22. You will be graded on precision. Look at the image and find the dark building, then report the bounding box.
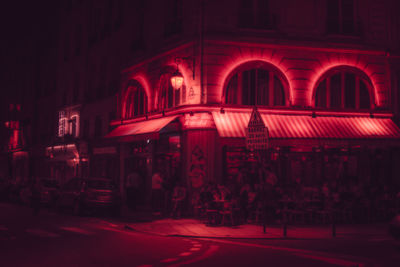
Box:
[2,0,400,210]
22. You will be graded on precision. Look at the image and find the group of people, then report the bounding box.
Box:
[127,161,400,225]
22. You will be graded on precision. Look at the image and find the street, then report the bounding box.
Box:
[1,203,399,267]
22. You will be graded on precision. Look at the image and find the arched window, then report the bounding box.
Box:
[225,62,287,106]
[157,72,183,111]
[314,68,372,109]
[124,80,148,119]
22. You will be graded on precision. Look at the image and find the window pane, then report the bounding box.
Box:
[330,74,341,108]
[315,80,327,107]
[342,0,354,34]
[168,80,174,108]
[326,0,340,34]
[238,0,253,28]
[344,73,355,108]
[359,80,370,109]
[256,0,270,29]
[274,76,284,106]
[249,69,256,105]
[242,70,250,104]
[257,69,268,105]
[226,74,238,104]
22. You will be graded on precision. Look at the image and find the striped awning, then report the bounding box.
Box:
[212,111,400,140]
[106,115,179,141]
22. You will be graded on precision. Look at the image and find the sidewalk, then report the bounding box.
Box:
[121,207,391,240]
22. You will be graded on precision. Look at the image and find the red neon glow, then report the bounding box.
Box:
[212,111,400,139]
[218,55,293,104]
[122,75,152,119]
[170,73,184,90]
[181,113,214,129]
[106,116,179,138]
[212,43,384,108]
[310,64,378,107]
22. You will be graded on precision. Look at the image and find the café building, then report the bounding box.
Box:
[106,41,400,204]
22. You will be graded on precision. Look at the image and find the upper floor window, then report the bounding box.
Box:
[124,80,148,119]
[314,68,372,109]
[225,62,287,106]
[157,73,182,111]
[58,110,80,138]
[164,0,183,38]
[326,0,360,35]
[238,0,275,30]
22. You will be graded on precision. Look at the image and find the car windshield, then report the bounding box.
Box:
[87,180,115,190]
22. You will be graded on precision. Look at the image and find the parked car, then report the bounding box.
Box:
[57,178,121,216]
[0,177,10,201]
[38,179,60,206]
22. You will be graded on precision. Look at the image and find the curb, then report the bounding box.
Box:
[123,224,340,240]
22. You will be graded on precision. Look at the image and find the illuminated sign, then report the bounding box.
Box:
[245,107,269,151]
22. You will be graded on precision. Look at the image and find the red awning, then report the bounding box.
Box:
[105,115,179,142]
[212,111,400,140]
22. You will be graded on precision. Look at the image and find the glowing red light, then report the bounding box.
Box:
[170,72,184,90]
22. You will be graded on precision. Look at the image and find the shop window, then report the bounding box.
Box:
[58,111,66,137]
[225,63,287,106]
[238,0,275,30]
[157,73,181,110]
[69,116,79,137]
[124,80,148,119]
[326,0,360,35]
[314,68,372,109]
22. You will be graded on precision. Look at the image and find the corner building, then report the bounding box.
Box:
[106,0,400,206]
[56,0,400,208]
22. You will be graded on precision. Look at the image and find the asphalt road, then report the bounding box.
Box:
[1,202,399,267]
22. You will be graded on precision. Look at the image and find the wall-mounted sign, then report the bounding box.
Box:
[245,107,269,151]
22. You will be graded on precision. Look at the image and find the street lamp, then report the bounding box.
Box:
[170,69,184,90]
[170,56,195,90]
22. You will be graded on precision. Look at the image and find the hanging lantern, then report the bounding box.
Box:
[170,70,184,90]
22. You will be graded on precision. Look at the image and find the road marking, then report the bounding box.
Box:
[25,229,60,238]
[59,226,93,236]
[169,245,219,267]
[293,253,364,267]
[201,238,365,267]
[160,258,178,263]
[179,252,192,256]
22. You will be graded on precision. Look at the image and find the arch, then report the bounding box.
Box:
[222,60,290,106]
[311,66,375,109]
[122,79,148,119]
[154,65,185,110]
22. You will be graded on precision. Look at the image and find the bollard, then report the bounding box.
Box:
[332,222,336,237]
[283,208,287,238]
[283,222,287,238]
[332,211,336,237]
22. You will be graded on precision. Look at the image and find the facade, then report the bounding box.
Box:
[106,0,400,207]
[2,0,400,209]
